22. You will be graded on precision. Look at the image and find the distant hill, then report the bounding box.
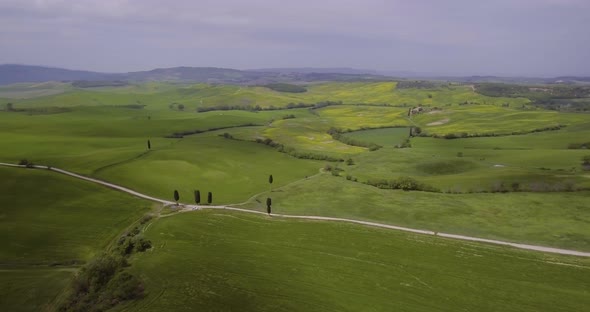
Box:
[1,64,588,85]
[249,67,379,75]
[124,66,273,83]
[0,65,389,85]
[0,64,116,85]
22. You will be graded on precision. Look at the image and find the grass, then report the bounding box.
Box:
[342,127,411,146]
[0,108,287,174]
[1,80,589,311]
[0,268,73,312]
[5,81,530,110]
[0,166,152,311]
[0,82,72,99]
[316,105,411,129]
[243,174,590,251]
[123,210,590,312]
[411,104,588,136]
[0,167,151,264]
[94,132,322,204]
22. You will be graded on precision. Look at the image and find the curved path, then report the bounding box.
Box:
[2,162,589,258]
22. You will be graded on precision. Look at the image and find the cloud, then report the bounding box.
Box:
[0,0,588,75]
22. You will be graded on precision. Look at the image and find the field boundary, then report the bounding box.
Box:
[2,162,589,258]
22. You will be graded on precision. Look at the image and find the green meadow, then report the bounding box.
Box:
[122,210,590,312]
[243,174,590,250]
[342,127,411,146]
[1,80,589,311]
[0,167,151,311]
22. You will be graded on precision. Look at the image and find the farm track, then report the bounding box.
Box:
[2,162,589,258]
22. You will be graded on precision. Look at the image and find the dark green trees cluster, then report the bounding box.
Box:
[172,190,214,205]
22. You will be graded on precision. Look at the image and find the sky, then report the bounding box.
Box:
[0,0,589,76]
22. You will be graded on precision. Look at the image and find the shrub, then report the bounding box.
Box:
[134,237,152,252]
[365,176,438,192]
[139,214,154,225]
[511,182,520,192]
[104,271,145,301]
[59,255,144,312]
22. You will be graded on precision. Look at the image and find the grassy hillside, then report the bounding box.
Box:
[3,81,530,111]
[95,132,322,204]
[243,174,590,251]
[1,79,589,311]
[343,127,411,146]
[123,210,590,312]
[0,167,151,311]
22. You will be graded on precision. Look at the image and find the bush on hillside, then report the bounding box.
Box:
[366,176,438,192]
[18,159,35,168]
[59,254,144,312]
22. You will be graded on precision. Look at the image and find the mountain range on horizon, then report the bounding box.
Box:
[1,64,588,86]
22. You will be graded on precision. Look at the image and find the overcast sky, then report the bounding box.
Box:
[0,0,589,76]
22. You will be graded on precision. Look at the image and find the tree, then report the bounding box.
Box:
[269,174,273,192]
[582,155,590,170]
[147,139,151,150]
[173,190,179,205]
[6,103,13,111]
[178,104,185,111]
[266,197,272,215]
[207,192,212,204]
[194,190,200,204]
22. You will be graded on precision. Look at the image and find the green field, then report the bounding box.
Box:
[1,80,589,311]
[0,167,151,311]
[1,81,529,110]
[244,174,590,251]
[94,132,321,204]
[123,210,590,312]
[342,127,411,146]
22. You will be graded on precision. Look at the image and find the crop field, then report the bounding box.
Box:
[1,80,589,311]
[411,105,588,136]
[94,132,322,204]
[342,127,411,146]
[2,81,529,111]
[0,167,152,311]
[123,210,590,312]
[243,174,590,250]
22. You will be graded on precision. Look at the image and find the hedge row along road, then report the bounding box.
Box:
[2,162,589,258]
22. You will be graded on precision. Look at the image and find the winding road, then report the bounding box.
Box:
[2,162,589,258]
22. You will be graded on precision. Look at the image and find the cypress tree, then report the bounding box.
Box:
[173,190,179,205]
[266,197,272,215]
[194,190,200,204]
[269,174,273,192]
